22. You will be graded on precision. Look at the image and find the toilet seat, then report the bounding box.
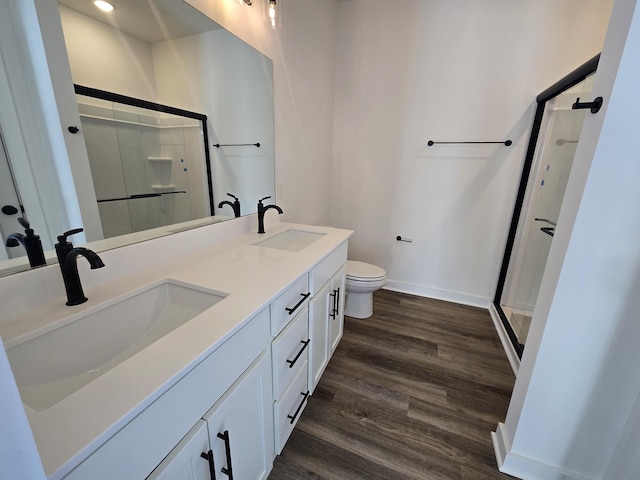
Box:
[346,260,386,282]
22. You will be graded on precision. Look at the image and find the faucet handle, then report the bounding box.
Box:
[57,228,84,244]
[227,193,239,200]
[17,217,36,235]
[55,227,84,268]
[259,196,271,203]
[17,217,29,229]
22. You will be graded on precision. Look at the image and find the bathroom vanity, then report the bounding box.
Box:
[0,218,352,479]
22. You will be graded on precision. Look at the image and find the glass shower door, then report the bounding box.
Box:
[499,74,594,349]
[76,91,211,239]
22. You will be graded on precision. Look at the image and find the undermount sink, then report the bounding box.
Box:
[6,280,227,411]
[254,229,326,252]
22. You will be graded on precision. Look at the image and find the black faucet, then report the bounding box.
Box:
[5,217,46,267]
[257,196,283,234]
[55,228,105,306]
[218,193,241,218]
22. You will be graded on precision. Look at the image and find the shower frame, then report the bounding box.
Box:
[493,54,600,358]
[74,84,215,215]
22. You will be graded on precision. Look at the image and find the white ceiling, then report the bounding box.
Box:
[57,0,221,43]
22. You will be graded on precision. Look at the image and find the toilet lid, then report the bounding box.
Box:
[346,260,386,281]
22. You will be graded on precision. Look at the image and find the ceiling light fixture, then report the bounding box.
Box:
[93,0,114,12]
[234,0,252,5]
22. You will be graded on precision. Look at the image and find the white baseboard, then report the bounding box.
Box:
[492,422,594,480]
[382,280,491,309]
[489,303,520,375]
[492,422,511,474]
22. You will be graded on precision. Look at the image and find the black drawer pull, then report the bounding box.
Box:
[286,339,310,368]
[287,390,310,424]
[285,292,310,315]
[217,431,233,479]
[333,288,340,317]
[200,450,216,480]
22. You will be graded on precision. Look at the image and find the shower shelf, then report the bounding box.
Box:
[151,185,177,192]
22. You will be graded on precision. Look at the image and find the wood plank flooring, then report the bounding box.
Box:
[269,289,516,480]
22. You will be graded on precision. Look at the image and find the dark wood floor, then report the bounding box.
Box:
[269,289,516,480]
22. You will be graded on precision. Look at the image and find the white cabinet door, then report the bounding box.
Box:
[203,353,274,480]
[329,266,346,355]
[146,420,211,480]
[308,281,331,393]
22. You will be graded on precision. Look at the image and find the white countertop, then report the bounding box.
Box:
[0,221,352,479]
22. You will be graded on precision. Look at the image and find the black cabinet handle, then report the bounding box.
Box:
[329,291,336,319]
[287,391,310,424]
[217,431,233,479]
[285,292,310,316]
[286,339,310,368]
[200,450,216,480]
[333,288,340,317]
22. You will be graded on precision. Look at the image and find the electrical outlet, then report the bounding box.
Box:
[276,183,284,200]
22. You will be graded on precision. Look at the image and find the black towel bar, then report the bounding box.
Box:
[427,140,512,146]
[213,142,260,148]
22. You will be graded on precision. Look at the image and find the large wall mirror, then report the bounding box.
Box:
[0,0,274,276]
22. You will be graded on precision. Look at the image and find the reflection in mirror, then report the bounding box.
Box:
[0,131,28,262]
[75,85,216,239]
[0,0,275,277]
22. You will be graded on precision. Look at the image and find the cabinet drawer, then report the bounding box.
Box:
[270,275,310,336]
[272,307,309,399]
[64,309,269,480]
[274,362,309,454]
[309,241,348,295]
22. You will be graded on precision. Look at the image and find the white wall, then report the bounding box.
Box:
[330,0,613,307]
[31,0,105,243]
[152,29,275,213]
[494,0,640,478]
[59,5,158,102]
[0,0,99,247]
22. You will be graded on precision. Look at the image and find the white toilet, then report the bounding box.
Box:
[344,260,387,319]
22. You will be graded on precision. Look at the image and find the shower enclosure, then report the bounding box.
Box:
[75,85,213,239]
[494,55,599,357]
